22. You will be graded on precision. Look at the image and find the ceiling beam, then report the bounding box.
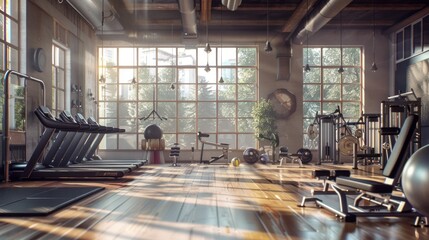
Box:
[345,3,427,11]
[200,0,212,23]
[282,0,317,33]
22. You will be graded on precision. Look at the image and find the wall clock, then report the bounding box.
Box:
[33,48,46,72]
[268,88,297,119]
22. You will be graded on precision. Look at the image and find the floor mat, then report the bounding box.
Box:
[0,187,104,216]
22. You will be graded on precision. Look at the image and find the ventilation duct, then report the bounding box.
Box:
[66,0,123,32]
[222,0,242,11]
[293,0,352,44]
[178,0,198,38]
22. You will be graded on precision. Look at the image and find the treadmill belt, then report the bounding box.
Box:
[0,187,104,216]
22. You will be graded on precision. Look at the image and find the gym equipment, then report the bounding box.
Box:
[316,114,337,164]
[144,124,163,139]
[278,147,313,167]
[300,114,426,225]
[242,147,260,164]
[259,153,269,164]
[380,89,421,169]
[231,157,240,167]
[169,143,180,167]
[9,106,129,180]
[402,144,429,216]
[258,133,280,162]
[198,131,229,164]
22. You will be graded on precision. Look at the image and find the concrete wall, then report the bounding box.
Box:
[25,0,96,158]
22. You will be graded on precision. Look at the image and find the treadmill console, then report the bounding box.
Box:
[75,113,88,124]
[60,110,77,123]
[38,106,56,120]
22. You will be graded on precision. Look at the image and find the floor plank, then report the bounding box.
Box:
[0,163,427,239]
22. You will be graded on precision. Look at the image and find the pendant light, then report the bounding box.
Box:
[219,4,224,84]
[204,19,211,72]
[99,0,106,83]
[131,0,137,85]
[304,0,310,72]
[338,11,344,74]
[264,0,272,53]
[371,0,378,72]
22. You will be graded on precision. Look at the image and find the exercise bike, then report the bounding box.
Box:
[197,132,229,164]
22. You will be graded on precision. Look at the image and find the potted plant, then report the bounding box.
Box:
[252,98,279,162]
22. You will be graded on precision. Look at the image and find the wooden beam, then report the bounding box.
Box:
[200,0,212,23]
[281,0,317,33]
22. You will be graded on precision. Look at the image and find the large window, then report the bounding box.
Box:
[303,47,362,149]
[98,47,258,150]
[0,0,21,130]
[52,44,67,117]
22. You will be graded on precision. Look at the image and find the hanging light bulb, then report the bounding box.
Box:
[338,11,344,74]
[219,76,224,84]
[264,41,272,52]
[131,77,136,85]
[371,0,378,72]
[338,66,344,73]
[204,43,212,53]
[304,0,310,72]
[205,63,211,72]
[99,74,106,83]
[304,64,311,72]
[371,62,378,72]
[170,83,175,90]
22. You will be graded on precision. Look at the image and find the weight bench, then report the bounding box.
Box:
[299,114,427,225]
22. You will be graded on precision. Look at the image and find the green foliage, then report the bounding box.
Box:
[252,98,277,140]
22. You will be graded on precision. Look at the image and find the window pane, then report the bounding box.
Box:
[158,101,176,118]
[219,48,236,66]
[158,84,176,100]
[218,134,236,148]
[100,134,118,149]
[238,68,256,83]
[119,119,137,132]
[7,46,18,70]
[323,84,341,100]
[197,47,216,66]
[322,102,340,114]
[118,134,137,149]
[118,102,137,118]
[219,68,236,83]
[238,84,256,101]
[178,68,196,83]
[238,48,256,66]
[343,84,360,101]
[218,102,236,118]
[6,17,18,45]
[198,84,216,101]
[6,0,18,17]
[198,67,217,83]
[343,68,360,83]
[100,84,117,100]
[178,102,196,118]
[104,67,118,84]
[238,118,253,132]
[323,68,341,83]
[218,84,236,101]
[177,134,196,148]
[342,102,360,118]
[119,69,135,84]
[198,102,216,118]
[305,48,321,66]
[138,84,153,101]
[158,67,176,83]
[98,102,117,118]
[158,48,176,65]
[178,84,196,100]
[102,48,117,66]
[138,67,156,83]
[118,48,136,66]
[138,48,156,66]
[303,102,320,118]
[178,48,196,65]
[303,67,321,83]
[178,119,196,133]
[303,84,321,101]
[322,48,341,66]
[343,48,361,66]
[237,102,254,117]
[119,84,137,100]
[218,119,236,132]
[238,134,255,149]
[198,118,216,132]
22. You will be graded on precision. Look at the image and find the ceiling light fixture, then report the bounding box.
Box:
[99,0,106,83]
[221,0,242,11]
[304,0,310,72]
[264,0,272,53]
[219,4,224,84]
[371,0,378,72]
[338,11,344,74]
[204,19,211,72]
[131,0,137,85]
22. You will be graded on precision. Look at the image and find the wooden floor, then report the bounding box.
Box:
[0,162,427,240]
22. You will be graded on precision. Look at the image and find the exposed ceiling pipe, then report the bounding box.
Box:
[66,0,123,32]
[177,0,198,38]
[292,0,352,45]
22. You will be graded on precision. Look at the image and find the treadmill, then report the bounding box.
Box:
[46,111,138,171]
[9,106,129,180]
